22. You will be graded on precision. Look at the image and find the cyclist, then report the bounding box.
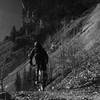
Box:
[29,41,48,91]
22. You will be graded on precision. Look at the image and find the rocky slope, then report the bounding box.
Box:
[3,3,100,100]
[45,3,100,99]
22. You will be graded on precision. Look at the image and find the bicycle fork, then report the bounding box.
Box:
[35,69,43,91]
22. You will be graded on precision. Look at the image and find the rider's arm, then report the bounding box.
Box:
[29,48,35,65]
[28,48,35,58]
[44,50,49,64]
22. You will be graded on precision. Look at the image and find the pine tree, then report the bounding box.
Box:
[27,66,33,89]
[10,26,17,42]
[22,68,27,90]
[15,72,21,92]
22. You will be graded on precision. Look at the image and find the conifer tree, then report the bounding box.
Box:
[27,66,34,90]
[15,72,21,92]
[10,26,17,42]
[22,68,27,90]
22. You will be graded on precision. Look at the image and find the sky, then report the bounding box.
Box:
[0,0,22,41]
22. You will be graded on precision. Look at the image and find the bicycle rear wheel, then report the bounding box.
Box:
[38,70,43,91]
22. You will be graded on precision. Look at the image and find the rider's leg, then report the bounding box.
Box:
[36,65,39,84]
[39,70,43,91]
[43,70,47,90]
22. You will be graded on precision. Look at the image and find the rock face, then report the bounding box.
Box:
[46,3,100,91]
[3,3,100,100]
[3,60,30,94]
[80,4,100,50]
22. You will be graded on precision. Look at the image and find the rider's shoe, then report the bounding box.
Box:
[40,86,43,91]
[37,83,43,91]
[35,81,37,84]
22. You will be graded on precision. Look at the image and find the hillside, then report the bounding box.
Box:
[44,3,100,99]
[2,3,100,100]
[0,40,28,79]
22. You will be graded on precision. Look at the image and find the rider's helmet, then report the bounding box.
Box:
[34,41,38,47]
[34,40,42,49]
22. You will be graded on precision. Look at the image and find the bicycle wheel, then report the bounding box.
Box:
[38,70,43,91]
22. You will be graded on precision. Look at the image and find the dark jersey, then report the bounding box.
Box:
[30,44,48,70]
